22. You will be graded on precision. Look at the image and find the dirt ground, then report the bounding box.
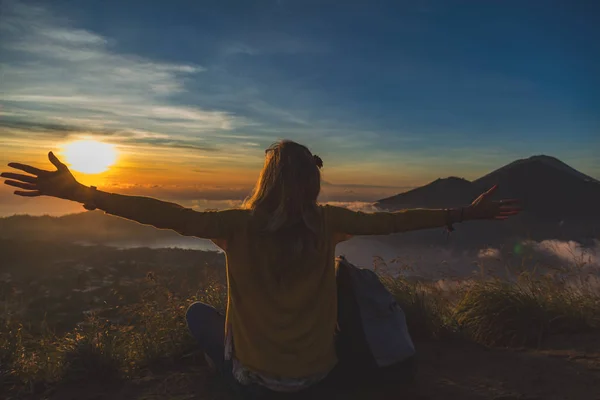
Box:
[22,334,600,400]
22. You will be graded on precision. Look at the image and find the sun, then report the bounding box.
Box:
[62,140,118,174]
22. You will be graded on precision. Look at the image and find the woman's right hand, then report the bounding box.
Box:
[465,185,521,221]
[1,152,86,201]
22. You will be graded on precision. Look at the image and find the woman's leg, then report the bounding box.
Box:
[185,301,227,373]
[186,302,268,399]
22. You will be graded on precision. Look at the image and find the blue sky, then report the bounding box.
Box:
[1,0,599,214]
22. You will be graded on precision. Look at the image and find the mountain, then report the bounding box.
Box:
[375,155,600,243]
[476,155,599,184]
[473,155,600,219]
[377,155,600,218]
[377,177,479,209]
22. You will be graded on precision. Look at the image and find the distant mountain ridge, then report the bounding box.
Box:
[2,155,598,249]
[0,211,214,250]
[376,176,480,209]
[377,155,600,220]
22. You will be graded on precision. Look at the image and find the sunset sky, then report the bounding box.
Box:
[1,0,599,216]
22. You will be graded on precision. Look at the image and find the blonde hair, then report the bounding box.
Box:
[244,140,323,273]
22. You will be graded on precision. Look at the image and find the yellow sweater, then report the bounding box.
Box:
[92,194,449,378]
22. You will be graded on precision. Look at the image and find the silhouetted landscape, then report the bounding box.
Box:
[2,155,599,399]
[377,155,600,239]
[3,0,599,397]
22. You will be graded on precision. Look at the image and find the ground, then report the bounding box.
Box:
[3,241,598,399]
[22,334,600,400]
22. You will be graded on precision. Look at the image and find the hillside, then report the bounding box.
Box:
[0,239,226,335]
[2,240,599,399]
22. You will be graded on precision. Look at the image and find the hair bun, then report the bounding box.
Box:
[313,154,323,169]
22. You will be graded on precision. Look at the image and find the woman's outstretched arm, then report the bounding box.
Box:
[1,152,241,239]
[325,185,521,236]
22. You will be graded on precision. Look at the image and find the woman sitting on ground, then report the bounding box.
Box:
[2,140,520,397]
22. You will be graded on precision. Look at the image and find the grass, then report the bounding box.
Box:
[381,275,454,340]
[455,270,600,346]
[0,275,227,397]
[1,257,599,398]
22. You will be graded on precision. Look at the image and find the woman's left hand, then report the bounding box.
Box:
[465,185,521,221]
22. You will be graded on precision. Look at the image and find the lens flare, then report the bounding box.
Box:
[513,242,524,255]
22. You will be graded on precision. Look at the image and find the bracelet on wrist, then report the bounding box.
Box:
[445,208,455,232]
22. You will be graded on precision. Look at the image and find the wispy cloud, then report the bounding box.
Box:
[0,1,247,148]
[222,31,328,57]
[1,0,596,195]
[0,2,511,170]
[0,120,220,153]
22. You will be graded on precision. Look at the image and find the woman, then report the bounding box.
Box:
[2,140,520,397]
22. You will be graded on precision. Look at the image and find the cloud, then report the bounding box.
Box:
[478,247,501,259]
[120,137,219,152]
[319,180,408,202]
[525,239,599,268]
[222,32,328,57]
[0,120,91,137]
[321,180,409,191]
[189,199,244,211]
[322,201,381,213]
[0,120,220,153]
[0,1,496,178]
[0,1,247,146]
